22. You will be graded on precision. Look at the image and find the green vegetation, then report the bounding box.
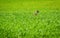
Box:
[0,0,60,38]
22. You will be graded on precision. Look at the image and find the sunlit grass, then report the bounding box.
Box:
[0,0,60,38]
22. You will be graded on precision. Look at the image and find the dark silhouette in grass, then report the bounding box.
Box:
[34,10,39,16]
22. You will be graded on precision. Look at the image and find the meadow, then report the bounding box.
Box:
[0,0,60,38]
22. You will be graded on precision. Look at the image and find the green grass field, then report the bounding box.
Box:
[0,0,60,38]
